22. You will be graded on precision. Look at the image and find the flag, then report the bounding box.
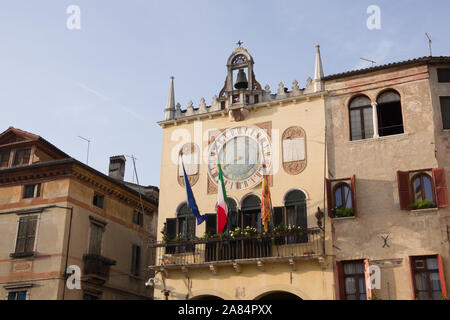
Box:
[216,162,228,234]
[261,164,272,232]
[182,160,207,225]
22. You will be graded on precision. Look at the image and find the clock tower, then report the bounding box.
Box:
[155,44,334,301]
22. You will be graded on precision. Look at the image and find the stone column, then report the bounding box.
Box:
[371,102,379,138]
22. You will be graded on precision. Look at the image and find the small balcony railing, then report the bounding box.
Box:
[83,254,116,283]
[149,228,323,268]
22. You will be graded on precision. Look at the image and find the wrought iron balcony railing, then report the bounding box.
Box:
[149,228,323,269]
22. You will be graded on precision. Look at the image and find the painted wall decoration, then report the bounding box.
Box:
[282,126,307,175]
[178,143,200,187]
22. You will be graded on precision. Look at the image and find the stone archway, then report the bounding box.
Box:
[256,291,302,300]
[190,295,224,301]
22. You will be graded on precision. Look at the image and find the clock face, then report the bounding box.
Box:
[208,126,272,191]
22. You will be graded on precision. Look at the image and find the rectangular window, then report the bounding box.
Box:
[131,245,141,276]
[0,150,10,168]
[23,183,41,199]
[12,148,31,167]
[8,291,27,300]
[342,261,367,300]
[93,193,104,209]
[88,223,103,255]
[133,211,143,227]
[437,68,450,83]
[440,97,450,130]
[14,216,38,255]
[411,255,446,300]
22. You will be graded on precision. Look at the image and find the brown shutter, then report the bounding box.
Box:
[432,167,449,208]
[364,259,372,300]
[336,261,345,300]
[15,217,28,253]
[25,217,37,253]
[351,175,358,217]
[131,245,136,274]
[409,256,417,300]
[397,171,412,210]
[326,178,333,217]
[437,254,447,298]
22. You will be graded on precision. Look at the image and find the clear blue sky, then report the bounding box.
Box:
[1,0,449,187]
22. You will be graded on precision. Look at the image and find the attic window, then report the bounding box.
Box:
[437,68,450,83]
[12,148,31,167]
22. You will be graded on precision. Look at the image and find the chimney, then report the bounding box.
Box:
[109,155,126,181]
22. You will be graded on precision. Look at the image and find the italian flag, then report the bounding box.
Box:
[216,162,228,234]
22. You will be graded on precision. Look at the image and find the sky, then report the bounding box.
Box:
[1,0,449,187]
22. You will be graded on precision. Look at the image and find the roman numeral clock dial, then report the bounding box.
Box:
[207,126,272,191]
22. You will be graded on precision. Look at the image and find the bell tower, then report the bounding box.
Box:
[218,42,262,121]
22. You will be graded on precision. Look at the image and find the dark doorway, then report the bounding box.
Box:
[258,291,302,300]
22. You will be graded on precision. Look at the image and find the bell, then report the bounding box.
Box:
[234,69,248,89]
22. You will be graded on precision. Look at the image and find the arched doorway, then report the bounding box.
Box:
[191,295,224,300]
[257,291,302,300]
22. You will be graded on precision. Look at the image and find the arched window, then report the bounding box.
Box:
[349,95,373,141]
[334,183,353,209]
[176,202,196,252]
[284,190,307,243]
[376,90,404,137]
[411,173,434,203]
[241,195,261,231]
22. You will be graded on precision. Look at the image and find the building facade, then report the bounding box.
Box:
[153,45,334,300]
[153,45,450,300]
[324,57,450,300]
[0,127,158,300]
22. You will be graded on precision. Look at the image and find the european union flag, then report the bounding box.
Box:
[182,161,207,225]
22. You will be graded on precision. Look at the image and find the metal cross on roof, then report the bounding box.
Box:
[237,40,243,47]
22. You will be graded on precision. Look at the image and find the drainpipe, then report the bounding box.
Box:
[56,206,74,300]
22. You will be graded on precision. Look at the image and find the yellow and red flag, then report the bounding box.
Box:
[261,164,272,232]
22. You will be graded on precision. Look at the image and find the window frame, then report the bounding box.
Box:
[437,68,450,83]
[326,176,357,218]
[133,210,144,227]
[12,147,32,167]
[0,149,11,168]
[410,172,435,204]
[88,217,106,255]
[12,215,39,257]
[130,244,141,277]
[439,96,450,130]
[92,193,105,209]
[410,255,447,300]
[376,89,404,137]
[348,95,373,141]
[340,260,367,300]
[7,290,28,300]
[22,183,41,199]
[397,168,448,210]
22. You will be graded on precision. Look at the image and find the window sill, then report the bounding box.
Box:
[347,133,411,144]
[10,252,35,259]
[409,208,438,216]
[331,216,356,221]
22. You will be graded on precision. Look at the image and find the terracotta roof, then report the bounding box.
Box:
[323,56,450,81]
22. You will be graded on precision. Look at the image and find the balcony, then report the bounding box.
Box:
[82,254,116,284]
[149,228,324,272]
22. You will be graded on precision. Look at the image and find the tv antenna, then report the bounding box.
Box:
[126,154,146,215]
[77,136,91,165]
[360,57,376,67]
[425,32,432,57]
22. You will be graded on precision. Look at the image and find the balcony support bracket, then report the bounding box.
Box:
[233,262,241,273]
[257,260,265,272]
[209,264,218,275]
[289,259,296,271]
